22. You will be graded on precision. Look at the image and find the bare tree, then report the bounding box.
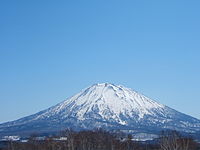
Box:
[159,130,197,150]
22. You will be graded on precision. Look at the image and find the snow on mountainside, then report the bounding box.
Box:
[0,83,200,137]
[35,83,166,123]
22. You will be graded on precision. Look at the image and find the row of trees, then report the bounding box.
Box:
[1,129,200,150]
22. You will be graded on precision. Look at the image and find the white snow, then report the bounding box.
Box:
[1,136,20,141]
[35,83,166,124]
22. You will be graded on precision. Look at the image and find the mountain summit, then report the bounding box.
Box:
[0,83,200,137]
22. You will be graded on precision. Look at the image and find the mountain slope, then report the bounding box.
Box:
[0,83,200,137]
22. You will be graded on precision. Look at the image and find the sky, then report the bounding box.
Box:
[0,0,200,123]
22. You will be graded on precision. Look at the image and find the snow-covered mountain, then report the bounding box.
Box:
[0,83,200,137]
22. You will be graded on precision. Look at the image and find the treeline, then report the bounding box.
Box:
[1,129,200,150]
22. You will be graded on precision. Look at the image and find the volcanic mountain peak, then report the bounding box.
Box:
[0,83,200,137]
[39,83,165,123]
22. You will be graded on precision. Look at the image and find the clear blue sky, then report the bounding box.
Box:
[0,0,200,123]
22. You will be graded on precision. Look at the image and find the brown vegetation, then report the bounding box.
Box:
[1,129,199,150]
